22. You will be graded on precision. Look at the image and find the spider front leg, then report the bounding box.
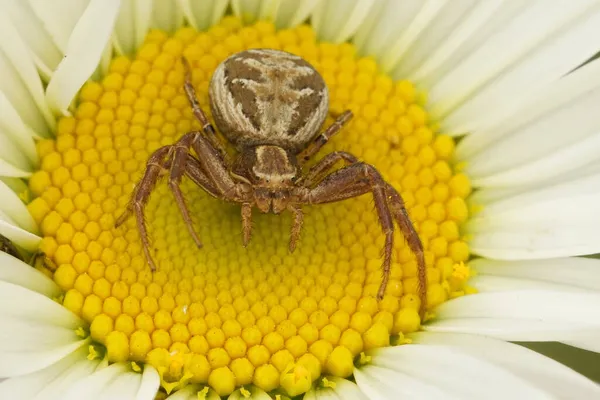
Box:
[115,146,172,271]
[297,160,425,309]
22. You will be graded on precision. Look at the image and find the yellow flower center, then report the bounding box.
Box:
[27,17,471,397]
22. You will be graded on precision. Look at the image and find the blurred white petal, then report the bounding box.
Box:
[429,1,600,120]
[0,218,40,251]
[0,0,64,80]
[471,257,600,292]
[304,377,367,400]
[46,0,120,115]
[427,290,600,343]
[177,0,228,30]
[231,0,280,24]
[458,58,600,172]
[0,91,38,166]
[357,344,549,399]
[0,252,59,297]
[464,64,600,183]
[135,366,160,400]
[0,180,36,232]
[0,15,55,137]
[0,345,97,399]
[28,0,91,53]
[406,0,508,81]
[113,0,154,56]
[311,0,375,43]
[151,0,184,34]
[62,363,129,400]
[412,332,600,398]
[166,385,219,400]
[273,0,321,28]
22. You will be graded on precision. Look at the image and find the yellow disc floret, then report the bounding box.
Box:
[28,16,472,397]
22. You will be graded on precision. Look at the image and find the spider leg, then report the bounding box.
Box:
[296,151,358,187]
[116,146,172,271]
[182,57,230,162]
[384,182,426,310]
[297,160,425,311]
[168,132,203,248]
[297,110,353,164]
[241,203,252,246]
[288,205,304,252]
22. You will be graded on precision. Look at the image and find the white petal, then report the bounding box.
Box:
[35,356,100,400]
[470,228,600,260]
[177,0,228,30]
[426,290,600,342]
[562,330,600,353]
[472,130,600,188]
[407,0,508,82]
[0,339,88,378]
[411,332,600,399]
[440,5,600,136]
[0,158,30,178]
[0,280,82,327]
[305,377,367,400]
[0,12,56,135]
[273,0,321,28]
[471,257,600,292]
[135,366,160,400]
[464,69,600,183]
[45,0,121,115]
[0,252,60,298]
[113,0,154,56]
[1,0,64,80]
[1,177,28,196]
[362,344,550,399]
[352,0,420,60]
[0,219,40,252]
[429,1,600,120]
[0,53,50,140]
[311,0,375,43]
[379,0,448,73]
[0,91,39,165]
[63,363,129,400]
[0,316,82,352]
[457,53,600,163]
[166,385,218,400]
[354,364,451,400]
[231,0,281,23]
[0,180,37,232]
[151,0,184,34]
[0,132,32,173]
[27,0,91,53]
[99,370,142,400]
[0,344,94,399]
[467,194,600,235]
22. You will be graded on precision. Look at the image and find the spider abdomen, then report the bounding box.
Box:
[209,49,329,152]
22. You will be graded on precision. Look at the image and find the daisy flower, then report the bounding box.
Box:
[1,0,599,398]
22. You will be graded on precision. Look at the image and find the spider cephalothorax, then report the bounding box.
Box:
[117,49,426,308]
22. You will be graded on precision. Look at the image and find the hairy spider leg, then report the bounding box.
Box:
[297,110,353,164]
[384,183,426,312]
[168,132,204,248]
[241,203,252,246]
[115,146,172,271]
[182,57,230,163]
[297,153,426,312]
[288,205,304,252]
